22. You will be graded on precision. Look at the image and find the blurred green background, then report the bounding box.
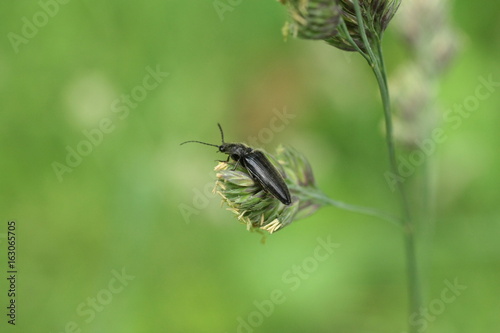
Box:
[1,1,499,332]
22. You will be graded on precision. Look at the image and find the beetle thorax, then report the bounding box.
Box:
[219,143,253,160]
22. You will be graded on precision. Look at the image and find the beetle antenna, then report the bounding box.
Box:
[180,140,220,148]
[217,123,225,144]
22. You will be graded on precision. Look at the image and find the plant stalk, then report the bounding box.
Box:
[372,33,422,333]
[292,185,402,226]
[371,43,422,333]
[351,1,422,332]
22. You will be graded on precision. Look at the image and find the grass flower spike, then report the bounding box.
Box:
[279,0,401,52]
[280,0,342,40]
[214,145,323,234]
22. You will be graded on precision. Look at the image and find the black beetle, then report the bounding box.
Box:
[181,124,292,205]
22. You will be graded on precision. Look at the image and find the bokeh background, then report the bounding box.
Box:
[1,1,499,332]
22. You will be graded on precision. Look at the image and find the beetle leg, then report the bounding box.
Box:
[232,159,241,171]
